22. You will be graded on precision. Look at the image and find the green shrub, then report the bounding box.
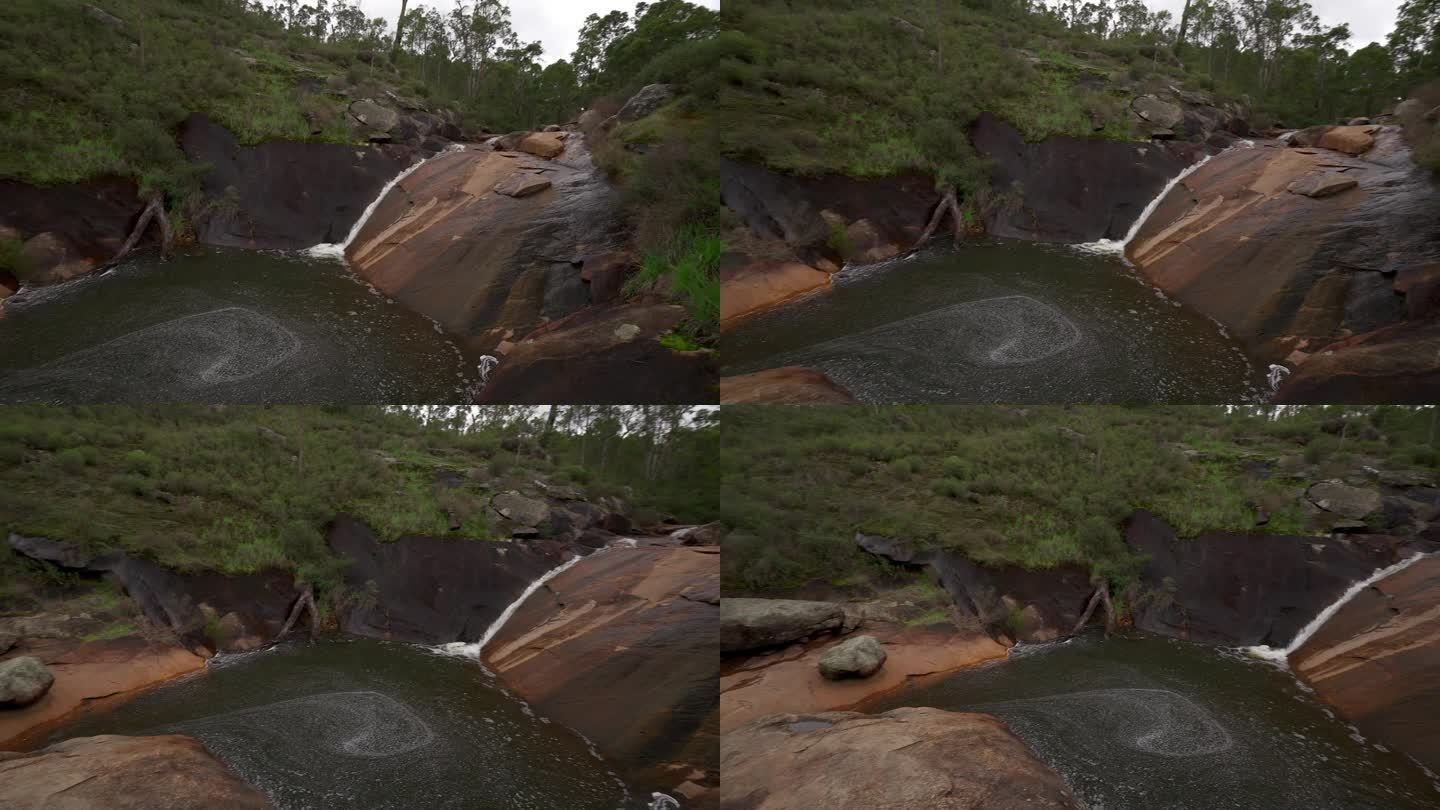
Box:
[123,449,159,477]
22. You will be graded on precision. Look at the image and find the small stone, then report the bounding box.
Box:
[494,172,552,199]
[1287,172,1358,199]
[613,323,641,342]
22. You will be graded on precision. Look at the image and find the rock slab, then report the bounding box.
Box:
[0,734,271,809]
[721,707,1080,809]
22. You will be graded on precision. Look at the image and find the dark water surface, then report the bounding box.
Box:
[44,638,643,809]
[866,634,1440,809]
[723,241,1268,403]
[0,248,469,403]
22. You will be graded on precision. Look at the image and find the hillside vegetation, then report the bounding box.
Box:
[720,406,1440,596]
[713,0,1437,191]
[0,406,717,611]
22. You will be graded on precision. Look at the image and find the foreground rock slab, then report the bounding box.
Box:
[484,543,719,806]
[1293,555,1440,773]
[721,707,1079,809]
[0,734,272,809]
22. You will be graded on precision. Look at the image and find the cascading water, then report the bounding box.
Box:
[437,537,638,660]
[1245,552,1434,664]
[1072,141,1253,257]
[304,143,467,261]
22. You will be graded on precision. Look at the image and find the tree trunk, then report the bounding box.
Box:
[913,186,965,250]
[276,584,319,642]
[542,405,558,440]
[390,0,409,64]
[1176,0,1193,51]
[1072,587,1105,634]
[105,194,173,270]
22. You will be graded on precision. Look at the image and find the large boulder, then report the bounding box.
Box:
[1293,555,1440,773]
[1307,480,1382,519]
[721,708,1080,809]
[720,598,847,653]
[484,544,719,804]
[671,522,726,546]
[491,491,551,528]
[719,367,856,404]
[1132,94,1184,129]
[817,635,886,679]
[617,83,676,122]
[1317,125,1377,155]
[348,98,400,133]
[518,132,565,159]
[179,113,414,249]
[0,734,271,809]
[1286,171,1357,199]
[0,656,53,707]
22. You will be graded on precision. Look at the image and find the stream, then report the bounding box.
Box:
[865,633,1439,809]
[0,247,470,403]
[39,637,647,809]
[722,240,1268,403]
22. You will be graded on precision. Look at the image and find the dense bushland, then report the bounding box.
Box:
[720,406,1440,596]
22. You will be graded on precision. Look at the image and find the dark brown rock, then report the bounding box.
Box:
[719,367,855,404]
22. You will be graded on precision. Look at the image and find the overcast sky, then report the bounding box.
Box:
[351,0,1392,64]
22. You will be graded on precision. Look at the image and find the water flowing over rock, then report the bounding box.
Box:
[1128,129,1440,387]
[1292,555,1440,773]
[969,112,1205,242]
[179,114,415,249]
[720,708,1080,810]
[325,513,557,643]
[719,367,856,403]
[720,598,849,653]
[1123,509,1432,646]
[817,635,886,679]
[0,656,53,707]
[483,542,719,806]
[0,734,272,809]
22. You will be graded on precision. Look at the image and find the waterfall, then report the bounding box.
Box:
[304,143,466,261]
[435,537,637,660]
[1245,552,1433,664]
[1072,141,1252,257]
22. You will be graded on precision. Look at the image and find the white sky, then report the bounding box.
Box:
[352,0,1391,64]
[353,0,720,66]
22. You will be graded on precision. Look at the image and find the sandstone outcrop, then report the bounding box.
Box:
[484,541,719,808]
[1292,555,1440,772]
[0,734,271,809]
[720,259,830,326]
[721,708,1079,810]
[719,367,856,404]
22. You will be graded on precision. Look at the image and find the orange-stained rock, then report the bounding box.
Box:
[0,638,206,749]
[1274,320,1440,403]
[721,707,1079,810]
[518,131,566,159]
[719,367,855,404]
[0,734,271,809]
[720,260,830,326]
[1316,125,1377,155]
[1128,132,1440,366]
[484,542,719,807]
[1292,556,1440,773]
[720,625,1008,731]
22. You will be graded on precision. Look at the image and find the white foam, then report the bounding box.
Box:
[1072,141,1254,257]
[304,143,465,261]
[1244,553,1433,664]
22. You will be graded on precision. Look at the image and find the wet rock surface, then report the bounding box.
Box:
[179,114,415,250]
[721,707,1079,810]
[0,734,272,809]
[970,112,1205,242]
[1292,555,1440,773]
[1122,509,1434,646]
[324,513,556,644]
[1129,130,1440,378]
[484,542,719,808]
